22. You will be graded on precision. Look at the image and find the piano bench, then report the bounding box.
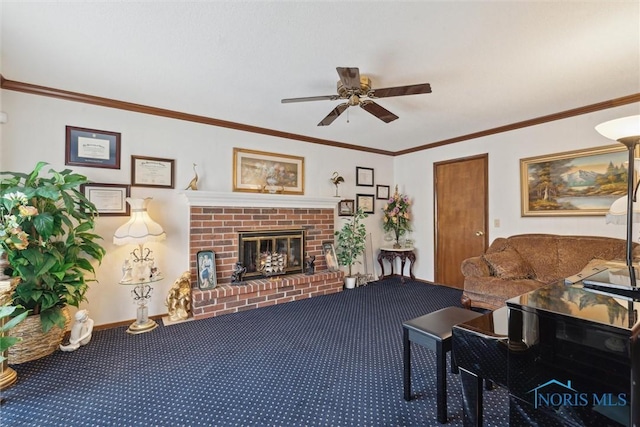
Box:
[403,306,483,424]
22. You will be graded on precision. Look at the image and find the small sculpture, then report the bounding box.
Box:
[331,172,344,197]
[185,163,198,190]
[231,262,247,284]
[60,310,94,352]
[121,258,133,283]
[305,254,316,275]
[165,271,192,322]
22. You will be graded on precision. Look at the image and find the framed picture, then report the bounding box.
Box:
[356,194,375,214]
[131,155,175,188]
[520,144,631,217]
[197,250,217,290]
[233,148,304,195]
[81,183,130,216]
[376,185,390,200]
[65,126,121,169]
[322,241,338,272]
[338,199,355,216]
[356,166,374,186]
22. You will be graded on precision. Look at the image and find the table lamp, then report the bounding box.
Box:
[113,197,166,334]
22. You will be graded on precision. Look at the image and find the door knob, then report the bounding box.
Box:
[475,231,484,236]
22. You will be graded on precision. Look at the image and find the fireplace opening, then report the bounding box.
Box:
[238,229,305,279]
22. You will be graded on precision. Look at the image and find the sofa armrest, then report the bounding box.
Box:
[461,256,491,277]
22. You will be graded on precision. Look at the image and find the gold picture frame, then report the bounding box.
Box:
[233,148,304,195]
[520,144,631,217]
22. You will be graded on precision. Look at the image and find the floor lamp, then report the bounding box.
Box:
[595,115,640,290]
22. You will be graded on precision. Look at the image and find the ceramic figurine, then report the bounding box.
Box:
[60,310,94,352]
[166,271,192,321]
[231,262,247,284]
[305,255,316,275]
[121,258,133,283]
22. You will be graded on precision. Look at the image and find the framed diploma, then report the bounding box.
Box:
[81,183,130,216]
[131,155,175,188]
[65,126,121,169]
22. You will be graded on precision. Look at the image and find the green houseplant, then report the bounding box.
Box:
[0,162,106,335]
[335,208,368,288]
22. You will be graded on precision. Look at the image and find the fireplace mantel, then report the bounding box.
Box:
[181,191,339,209]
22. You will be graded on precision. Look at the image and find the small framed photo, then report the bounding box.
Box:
[131,155,175,189]
[322,241,338,272]
[356,166,374,186]
[376,185,390,200]
[197,250,217,290]
[65,126,121,169]
[338,199,355,216]
[81,183,130,216]
[356,194,375,214]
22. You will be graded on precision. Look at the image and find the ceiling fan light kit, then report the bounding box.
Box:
[281,67,432,126]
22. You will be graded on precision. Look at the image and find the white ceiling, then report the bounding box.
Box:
[2,1,639,153]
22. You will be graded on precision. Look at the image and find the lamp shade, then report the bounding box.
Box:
[606,195,640,225]
[113,198,166,245]
[595,115,640,141]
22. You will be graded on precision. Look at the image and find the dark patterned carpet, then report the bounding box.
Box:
[1,278,508,426]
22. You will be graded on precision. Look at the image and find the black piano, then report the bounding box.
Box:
[453,281,640,426]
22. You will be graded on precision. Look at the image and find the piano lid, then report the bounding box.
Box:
[507,282,639,331]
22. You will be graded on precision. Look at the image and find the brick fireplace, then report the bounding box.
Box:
[184,192,344,319]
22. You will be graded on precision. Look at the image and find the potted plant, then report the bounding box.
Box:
[0,162,106,363]
[335,208,368,289]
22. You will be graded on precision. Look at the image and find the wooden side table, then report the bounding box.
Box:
[378,247,416,283]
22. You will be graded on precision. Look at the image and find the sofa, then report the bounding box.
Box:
[460,233,637,310]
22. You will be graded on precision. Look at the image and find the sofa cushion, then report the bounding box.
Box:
[463,276,544,310]
[482,247,534,280]
[506,235,559,283]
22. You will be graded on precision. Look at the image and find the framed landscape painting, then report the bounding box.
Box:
[520,144,631,217]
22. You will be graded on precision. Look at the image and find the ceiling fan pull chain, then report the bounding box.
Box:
[347,108,350,124]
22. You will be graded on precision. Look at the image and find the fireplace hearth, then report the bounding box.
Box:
[187,200,343,319]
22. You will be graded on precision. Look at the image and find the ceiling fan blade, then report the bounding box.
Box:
[360,100,399,123]
[336,67,361,90]
[281,94,339,103]
[370,83,431,98]
[318,103,349,126]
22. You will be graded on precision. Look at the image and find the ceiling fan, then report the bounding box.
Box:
[281,67,432,126]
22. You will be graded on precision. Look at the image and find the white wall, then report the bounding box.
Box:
[3,89,639,326]
[396,103,640,281]
[0,90,394,326]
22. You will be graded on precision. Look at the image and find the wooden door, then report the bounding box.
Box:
[434,154,488,288]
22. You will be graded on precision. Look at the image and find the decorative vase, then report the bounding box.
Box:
[7,306,71,364]
[393,229,402,249]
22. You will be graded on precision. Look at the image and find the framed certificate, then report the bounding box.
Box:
[65,126,121,169]
[81,183,130,216]
[356,194,375,214]
[131,156,175,188]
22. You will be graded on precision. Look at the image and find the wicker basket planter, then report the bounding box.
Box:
[7,306,71,365]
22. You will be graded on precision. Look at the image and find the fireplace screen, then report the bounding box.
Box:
[238,229,305,278]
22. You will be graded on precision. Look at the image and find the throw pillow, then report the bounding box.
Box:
[483,247,534,279]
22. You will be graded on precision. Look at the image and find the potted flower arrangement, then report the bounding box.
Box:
[382,185,412,248]
[0,162,106,363]
[334,208,368,289]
